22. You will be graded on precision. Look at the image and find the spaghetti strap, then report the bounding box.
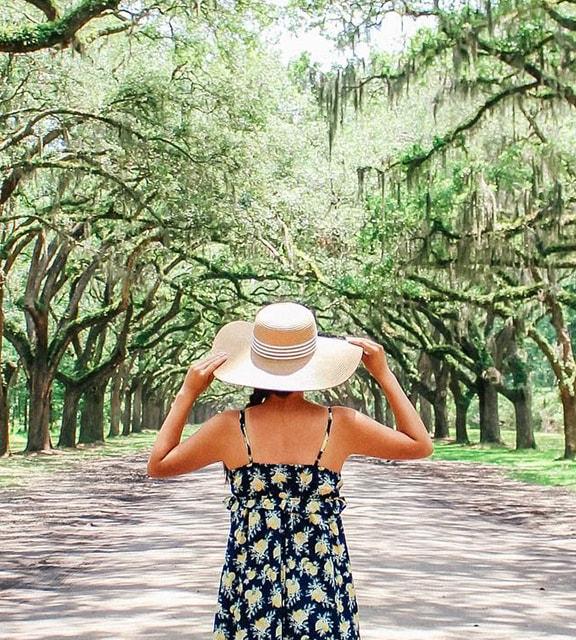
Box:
[314,406,333,467]
[238,409,253,464]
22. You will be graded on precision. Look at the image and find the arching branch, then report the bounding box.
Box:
[0,0,120,53]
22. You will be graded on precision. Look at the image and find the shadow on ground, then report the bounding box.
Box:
[1,454,575,640]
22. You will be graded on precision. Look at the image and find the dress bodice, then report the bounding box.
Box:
[223,461,347,518]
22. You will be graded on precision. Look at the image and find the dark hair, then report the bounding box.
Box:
[222,388,294,483]
[246,388,293,406]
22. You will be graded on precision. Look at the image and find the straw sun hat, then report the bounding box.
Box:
[209,302,363,391]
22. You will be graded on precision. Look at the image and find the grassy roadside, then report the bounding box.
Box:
[432,429,575,490]
[1,426,574,491]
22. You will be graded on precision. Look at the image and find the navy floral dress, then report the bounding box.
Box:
[212,407,361,640]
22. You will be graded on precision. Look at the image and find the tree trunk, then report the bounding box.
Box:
[418,352,433,433]
[420,397,433,433]
[132,380,142,433]
[0,378,7,456]
[478,373,502,443]
[0,278,6,457]
[559,387,576,459]
[141,382,157,430]
[369,378,384,424]
[432,360,450,439]
[449,375,470,444]
[122,388,132,436]
[0,362,17,456]
[26,362,53,452]
[58,385,82,448]
[152,396,165,430]
[528,266,576,459]
[78,380,107,444]
[514,383,536,449]
[492,316,536,450]
[109,370,122,437]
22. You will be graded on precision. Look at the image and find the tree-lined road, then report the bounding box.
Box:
[1,455,575,639]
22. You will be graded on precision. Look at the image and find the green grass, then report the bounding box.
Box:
[1,425,574,492]
[432,429,576,490]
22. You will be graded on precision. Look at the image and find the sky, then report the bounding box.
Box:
[266,9,436,70]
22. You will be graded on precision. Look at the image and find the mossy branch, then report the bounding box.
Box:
[0,0,119,53]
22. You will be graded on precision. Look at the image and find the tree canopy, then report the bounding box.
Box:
[1,0,575,462]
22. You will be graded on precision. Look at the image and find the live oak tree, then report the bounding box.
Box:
[297,0,576,458]
[0,0,330,453]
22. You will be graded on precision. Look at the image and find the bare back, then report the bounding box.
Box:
[223,399,349,473]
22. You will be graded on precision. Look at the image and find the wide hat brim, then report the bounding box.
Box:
[208,321,363,391]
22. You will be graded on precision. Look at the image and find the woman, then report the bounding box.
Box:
[147,302,433,640]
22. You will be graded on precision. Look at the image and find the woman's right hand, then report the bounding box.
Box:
[181,351,228,399]
[345,336,392,382]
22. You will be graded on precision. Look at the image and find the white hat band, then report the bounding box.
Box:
[251,334,317,360]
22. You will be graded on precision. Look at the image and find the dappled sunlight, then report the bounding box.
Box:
[1,454,575,639]
[343,457,576,640]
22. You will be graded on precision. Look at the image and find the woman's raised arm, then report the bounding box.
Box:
[343,337,433,461]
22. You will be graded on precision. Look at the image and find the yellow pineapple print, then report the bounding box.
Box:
[311,585,326,603]
[266,512,281,530]
[318,482,333,495]
[308,513,322,526]
[286,578,299,598]
[248,511,261,530]
[306,499,320,513]
[265,566,278,581]
[231,602,241,621]
[223,570,235,589]
[262,497,274,510]
[315,618,330,634]
[250,476,266,492]
[254,616,270,632]
[271,470,287,484]
[339,620,350,633]
[315,540,328,556]
[293,531,308,547]
[245,587,262,607]
[301,558,318,576]
[252,538,268,556]
[291,608,309,625]
[271,591,282,607]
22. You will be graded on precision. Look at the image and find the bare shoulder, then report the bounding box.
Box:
[330,404,431,461]
[192,408,239,445]
[205,408,239,434]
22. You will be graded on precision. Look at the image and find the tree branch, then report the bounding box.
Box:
[0,0,120,54]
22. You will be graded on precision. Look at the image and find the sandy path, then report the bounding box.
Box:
[1,454,575,640]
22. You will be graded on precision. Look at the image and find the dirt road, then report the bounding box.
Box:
[1,454,575,640]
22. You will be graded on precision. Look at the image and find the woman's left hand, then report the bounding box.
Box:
[181,352,228,398]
